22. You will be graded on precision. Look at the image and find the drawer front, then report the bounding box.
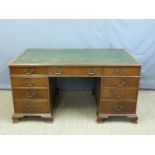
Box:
[11,78,48,87]
[102,77,139,88]
[49,67,105,76]
[99,101,136,114]
[101,88,138,100]
[14,100,49,113]
[10,66,140,76]
[10,67,47,75]
[103,67,140,76]
[13,89,48,99]
[49,67,97,76]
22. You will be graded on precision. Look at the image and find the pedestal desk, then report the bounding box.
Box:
[9,49,141,123]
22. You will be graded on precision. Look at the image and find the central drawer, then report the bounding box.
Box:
[11,77,48,87]
[13,89,48,99]
[101,88,138,100]
[14,100,49,113]
[49,67,102,76]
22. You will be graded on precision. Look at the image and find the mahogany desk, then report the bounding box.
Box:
[9,49,141,123]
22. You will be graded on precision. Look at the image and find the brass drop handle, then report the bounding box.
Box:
[117,81,126,87]
[24,81,34,87]
[113,92,124,99]
[87,68,96,75]
[26,91,36,98]
[114,68,126,75]
[55,68,63,75]
[24,68,34,75]
[113,105,124,112]
[55,72,62,75]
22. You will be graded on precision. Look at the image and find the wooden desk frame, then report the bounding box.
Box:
[9,49,141,123]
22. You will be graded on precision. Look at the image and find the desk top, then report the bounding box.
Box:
[10,49,141,66]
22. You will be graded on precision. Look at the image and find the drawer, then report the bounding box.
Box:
[103,67,140,76]
[13,89,48,99]
[102,77,139,88]
[49,67,104,76]
[14,100,49,113]
[99,101,136,114]
[101,88,138,100]
[11,77,48,87]
[10,67,48,75]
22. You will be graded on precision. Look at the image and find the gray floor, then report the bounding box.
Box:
[0,90,155,135]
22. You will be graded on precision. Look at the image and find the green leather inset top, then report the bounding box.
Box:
[11,49,140,66]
